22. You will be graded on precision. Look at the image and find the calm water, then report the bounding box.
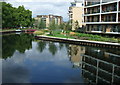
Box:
[2,33,120,84]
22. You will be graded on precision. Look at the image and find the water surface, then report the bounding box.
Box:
[2,33,120,84]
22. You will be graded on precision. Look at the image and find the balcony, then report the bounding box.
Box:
[119,2,120,11]
[102,3,117,13]
[85,7,100,14]
[118,13,120,22]
[85,16,100,22]
[101,14,116,22]
[85,1,100,6]
[102,0,117,3]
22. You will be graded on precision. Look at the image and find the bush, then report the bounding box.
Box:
[33,31,44,35]
[69,32,76,36]
[43,29,50,32]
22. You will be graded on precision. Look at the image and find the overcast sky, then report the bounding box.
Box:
[5,0,75,21]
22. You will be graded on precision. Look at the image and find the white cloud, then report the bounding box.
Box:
[5,0,75,21]
[6,0,73,2]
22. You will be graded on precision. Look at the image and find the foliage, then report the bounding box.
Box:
[38,19,46,29]
[33,31,44,35]
[74,20,79,30]
[74,33,119,43]
[49,19,57,31]
[2,2,33,29]
[47,33,74,39]
[64,21,72,32]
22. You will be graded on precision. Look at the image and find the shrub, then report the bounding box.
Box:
[69,32,76,36]
[33,31,44,35]
[43,29,50,32]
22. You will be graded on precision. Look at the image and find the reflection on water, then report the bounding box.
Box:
[2,33,120,84]
[82,47,120,84]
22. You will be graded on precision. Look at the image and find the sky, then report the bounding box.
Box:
[5,0,75,21]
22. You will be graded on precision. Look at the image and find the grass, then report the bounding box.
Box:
[47,34,74,39]
[33,30,45,35]
[74,33,119,43]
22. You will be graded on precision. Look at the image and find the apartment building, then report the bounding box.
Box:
[68,0,84,31]
[84,0,120,34]
[34,14,63,28]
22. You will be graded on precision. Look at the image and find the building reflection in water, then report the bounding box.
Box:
[68,45,85,68]
[68,45,120,84]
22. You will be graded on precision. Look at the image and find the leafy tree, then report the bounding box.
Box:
[74,20,79,31]
[2,2,33,29]
[59,23,65,30]
[2,2,14,28]
[62,21,72,33]
[49,19,56,30]
[38,19,46,29]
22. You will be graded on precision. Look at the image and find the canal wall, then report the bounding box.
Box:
[0,30,35,34]
[0,30,25,34]
[35,35,120,49]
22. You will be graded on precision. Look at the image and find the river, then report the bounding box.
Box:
[2,33,120,84]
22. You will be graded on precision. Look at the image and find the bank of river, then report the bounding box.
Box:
[35,35,120,49]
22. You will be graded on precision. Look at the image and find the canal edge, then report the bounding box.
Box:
[35,35,120,49]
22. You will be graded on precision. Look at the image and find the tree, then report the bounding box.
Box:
[59,23,65,30]
[2,2,33,29]
[49,19,56,30]
[74,20,79,31]
[48,19,56,34]
[38,19,46,29]
[64,21,72,32]
[2,2,14,28]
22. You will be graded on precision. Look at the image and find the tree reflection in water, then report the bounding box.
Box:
[2,33,33,59]
[37,40,46,53]
[59,43,64,50]
[48,42,58,56]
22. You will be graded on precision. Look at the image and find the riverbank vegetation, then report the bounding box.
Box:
[33,29,120,43]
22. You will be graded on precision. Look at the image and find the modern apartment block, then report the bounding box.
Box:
[34,14,63,28]
[68,0,84,31]
[84,0,120,34]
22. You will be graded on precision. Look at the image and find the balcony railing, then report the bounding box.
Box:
[102,0,117,3]
[85,2,100,6]
[102,5,117,13]
[85,9,100,14]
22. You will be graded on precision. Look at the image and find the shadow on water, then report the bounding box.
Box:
[2,33,120,84]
